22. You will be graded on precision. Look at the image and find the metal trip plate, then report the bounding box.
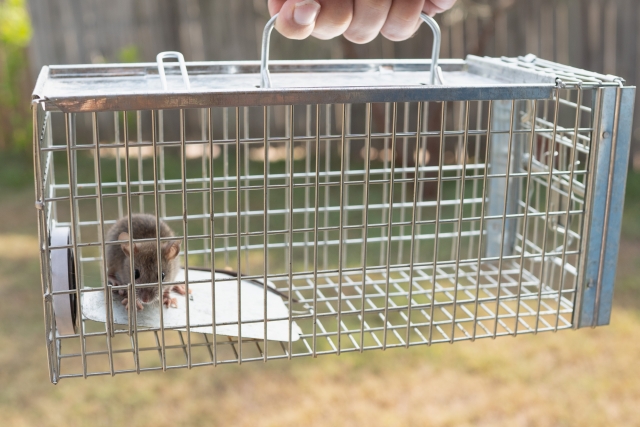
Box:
[81,269,302,342]
[32,56,560,112]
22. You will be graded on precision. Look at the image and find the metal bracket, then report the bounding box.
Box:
[576,86,636,327]
[485,100,522,258]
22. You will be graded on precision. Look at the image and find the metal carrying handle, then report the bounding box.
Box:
[157,51,191,91]
[260,12,443,88]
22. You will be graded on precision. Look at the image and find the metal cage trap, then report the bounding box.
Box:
[32,15,635,383]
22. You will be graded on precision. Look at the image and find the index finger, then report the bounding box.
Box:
[423,0,457,16]
[268,0,287,15]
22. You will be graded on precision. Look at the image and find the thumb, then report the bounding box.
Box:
[270,0,321,40]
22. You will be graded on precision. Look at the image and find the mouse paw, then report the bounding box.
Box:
[121,297,144,311]
[162,292,178,309]
[108,276,127,296]
[169,284,192,296]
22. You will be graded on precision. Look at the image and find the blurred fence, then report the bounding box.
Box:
[0,0,32,152]
[26,0,640,164]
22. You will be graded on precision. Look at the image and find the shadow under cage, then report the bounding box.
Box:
[31,16,635,383]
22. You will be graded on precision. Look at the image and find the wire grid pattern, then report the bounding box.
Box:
[34,87,593,380]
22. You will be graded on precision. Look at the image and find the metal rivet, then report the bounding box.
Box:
[602,131,611,139]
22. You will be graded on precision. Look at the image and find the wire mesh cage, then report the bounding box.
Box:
[32,16,635,383]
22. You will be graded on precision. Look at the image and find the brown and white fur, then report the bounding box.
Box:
[106,214,189,310]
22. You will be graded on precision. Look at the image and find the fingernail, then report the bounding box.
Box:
[293,0,320,26]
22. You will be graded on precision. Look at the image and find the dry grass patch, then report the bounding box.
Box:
[0,234,39,260]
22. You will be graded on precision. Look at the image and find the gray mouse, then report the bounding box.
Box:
[106,214,189,311]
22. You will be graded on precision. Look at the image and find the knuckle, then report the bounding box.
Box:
[380,28,403,42]
[344,29,376,44]
[280,31,313,40]
[380,25,413,41]
[275,23,313,40]
[346,0,391,44]
[317,0,353,28]
[381,0,422,40]
[325,14,353,29]
[312,20,351,39]
[391,10,418,25]
[310,30,340,40]
[430,0,457,9]
[389,0,423,23]
[363,0,391,14]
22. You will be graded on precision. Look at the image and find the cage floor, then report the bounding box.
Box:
[56,259,574,379]
[279,259,575,351]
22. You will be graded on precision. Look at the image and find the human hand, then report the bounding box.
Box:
[267,0,457,43]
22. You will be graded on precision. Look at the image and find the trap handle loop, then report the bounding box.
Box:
[260,12,443,88]
[157,51,191,91]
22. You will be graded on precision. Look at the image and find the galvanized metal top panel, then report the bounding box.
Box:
[32,55,617,113]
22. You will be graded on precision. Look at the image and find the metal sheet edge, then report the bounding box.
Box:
[596,87,635,325]
[32,66,49,102]
[44,85,556,113]
[578,86,635,328]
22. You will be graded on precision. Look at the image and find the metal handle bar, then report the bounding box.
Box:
[260,12,442,88]
[157,51,191,91]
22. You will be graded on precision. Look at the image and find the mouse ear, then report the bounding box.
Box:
[162,240,181,260]
[118,232,138,256]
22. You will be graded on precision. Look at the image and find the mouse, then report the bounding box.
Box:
[106,214,189,311]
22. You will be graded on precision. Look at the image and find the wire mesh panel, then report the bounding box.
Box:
[32,43,634,382]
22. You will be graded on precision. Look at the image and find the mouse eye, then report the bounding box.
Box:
[161,272,166,280]
[134,269,140,280]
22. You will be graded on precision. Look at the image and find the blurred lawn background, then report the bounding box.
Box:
[1,0,640,426]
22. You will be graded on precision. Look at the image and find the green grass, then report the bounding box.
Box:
[0,151,33,190]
